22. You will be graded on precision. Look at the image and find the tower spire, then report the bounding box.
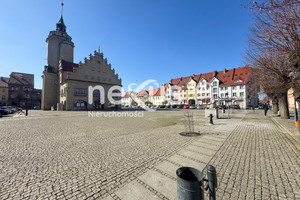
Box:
[61,0,64,17]
[56,0,66,32]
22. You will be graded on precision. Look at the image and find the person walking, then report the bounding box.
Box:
[264,105,269,116]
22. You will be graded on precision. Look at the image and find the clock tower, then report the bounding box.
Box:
[41,3,75,110]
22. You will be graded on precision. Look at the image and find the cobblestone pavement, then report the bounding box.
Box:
[0,110,220,199]
[206,112,300,200]
[1,110,299,199]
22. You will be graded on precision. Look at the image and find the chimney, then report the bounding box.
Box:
[180,77,183,81]
[223,68,226,73]
[192,74,195,78]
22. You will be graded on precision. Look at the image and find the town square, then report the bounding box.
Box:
[0,0,300,199]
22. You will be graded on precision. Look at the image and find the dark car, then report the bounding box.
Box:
[219,105,228,109]
[230,105,240,109]
[177,105,184,109]
[171,105,177,108]
[159,105,166,108]
[258,104,265,109]
[246,105,254,110]
[0,108,8,115]
[166,105,171,108]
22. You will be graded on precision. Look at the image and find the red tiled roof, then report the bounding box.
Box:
[61,60,79,72]
[122,92,131,98]
[167,66,252,88]
[137,90,148,97]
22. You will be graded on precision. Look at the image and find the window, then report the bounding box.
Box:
[232,86,236,90]
[91,67,95,71]
[16,87,19,91]
[220,87,223,91]
[75,88,87,96]
[91,76,94,80]
[206,86,210,90]
[213,94,217,99]
[213,88,218,93]
[213,81,217,86]
[103,69,106,73]
[240,92,244,97]
[225,87,228,90]
[202,82,205,85]
[103,77,106,81]
[235,74,237,76]
[240,73,243,75]
[184,94,186,97]
[84,75,88,79]
[202,93,205,96]
[197,93,200,96]
[2,95,5,100]
[97,77,101,81]
[189,94,193,97]
[97,68,100,72]
[233,92,237,97]
[11,87,14,91]
[93,90,100,96]
[2,89,5,92]
[202,87,205,91]
[206,93,210,96]
[240,85,244,89]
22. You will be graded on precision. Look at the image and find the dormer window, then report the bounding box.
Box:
[234,80,242,83]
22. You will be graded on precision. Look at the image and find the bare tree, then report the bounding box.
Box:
[244,0,299,118]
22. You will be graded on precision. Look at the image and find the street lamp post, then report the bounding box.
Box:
[289,71,299,129]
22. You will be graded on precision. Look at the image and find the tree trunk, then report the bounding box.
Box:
[278,93,290,119]
[271,96,279,114]
[273,101,279,114]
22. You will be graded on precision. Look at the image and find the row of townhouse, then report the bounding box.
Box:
[122,66,259,109]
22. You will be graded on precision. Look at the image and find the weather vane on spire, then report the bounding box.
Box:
[61,0,64,17]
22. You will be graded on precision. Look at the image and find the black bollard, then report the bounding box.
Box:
[207,165,217,200]
[209,114,214,125]
[177,167,204,200]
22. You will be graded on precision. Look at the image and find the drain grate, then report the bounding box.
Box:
[179,132,201,137]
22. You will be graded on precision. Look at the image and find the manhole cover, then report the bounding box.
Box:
[179,132,201,137]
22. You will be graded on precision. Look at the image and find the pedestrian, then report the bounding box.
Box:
[264,105,269,116]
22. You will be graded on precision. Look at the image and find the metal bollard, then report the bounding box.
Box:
[207,165,217,200]
[209,114,214,125]
[177,167,204,200]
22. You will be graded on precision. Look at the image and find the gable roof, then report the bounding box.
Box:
[0,77,9,88]
[8,72,34,86]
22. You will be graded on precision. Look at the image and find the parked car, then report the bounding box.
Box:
[34,106,41,110]
[8,106,17,113]
[159,105,166,108]
[177,105,184,109]
[189,105,196,109]
[183,105,190,109]
[258,104,265,109]
[0,108,8,115]
[219,105,228,110]
[246,105,254,110]
[1,106,12,114]
[197,105,204,109]
[166,105,171,108]
[171,105,177,108]
[230,105,240,109]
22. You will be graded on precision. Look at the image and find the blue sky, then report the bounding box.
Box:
[0,0,253,90]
